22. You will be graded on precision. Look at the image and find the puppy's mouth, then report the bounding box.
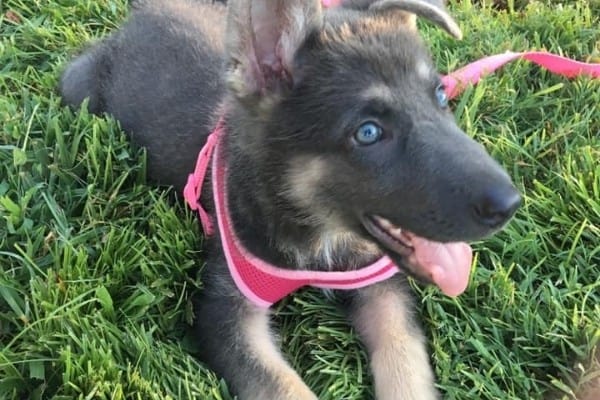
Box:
[361,215,473,297]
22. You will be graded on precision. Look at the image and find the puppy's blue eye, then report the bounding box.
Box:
[435,84,449,108]
[355,122,383,145]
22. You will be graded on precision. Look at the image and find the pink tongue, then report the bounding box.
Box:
[409,236,473,297]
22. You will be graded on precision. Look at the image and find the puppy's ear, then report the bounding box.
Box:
[225,0,322,99]
[370,0,462,38]
[365,0,462,39]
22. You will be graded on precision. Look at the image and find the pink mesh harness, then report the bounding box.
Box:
[183,119,399,308]
[183,51,600,308]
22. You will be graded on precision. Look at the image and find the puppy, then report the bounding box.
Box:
[60,0,520,398]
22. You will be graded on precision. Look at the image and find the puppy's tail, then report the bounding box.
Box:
[59,45,107,114]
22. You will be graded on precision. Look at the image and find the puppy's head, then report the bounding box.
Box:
[224,0,520,295]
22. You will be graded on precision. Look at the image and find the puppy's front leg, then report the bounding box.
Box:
[347,277,439,400]
[195,270,317,400]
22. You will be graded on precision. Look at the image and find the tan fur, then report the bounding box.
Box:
[321,15,412,44]
[361,83,396,104]
[283,156,381,269]
[244,308,317,400]
[312,227,380,269]
[284,156,327,209]
[574,348,600,400]
[352,283,439,400]
[416,59,432,81]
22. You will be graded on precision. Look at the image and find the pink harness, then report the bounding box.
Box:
[184,51,600,308]
[184,120,399,307]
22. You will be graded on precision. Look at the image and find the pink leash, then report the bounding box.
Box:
[442,51,600,99]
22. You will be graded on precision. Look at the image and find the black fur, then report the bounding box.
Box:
[60,1,520,398]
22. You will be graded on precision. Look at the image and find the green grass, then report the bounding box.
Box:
[1,0,599,399]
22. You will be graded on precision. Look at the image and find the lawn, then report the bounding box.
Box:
[1,0,599,399]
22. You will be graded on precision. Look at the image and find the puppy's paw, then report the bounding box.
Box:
[349,284,440,400]
[371,346,439,400]
[240,382,317,400]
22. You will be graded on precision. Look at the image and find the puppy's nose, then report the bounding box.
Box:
[472,186,521,228]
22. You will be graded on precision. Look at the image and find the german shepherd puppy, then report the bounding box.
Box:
[60,0,521,398]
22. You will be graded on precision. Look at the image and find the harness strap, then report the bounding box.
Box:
[183,119,225,235]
